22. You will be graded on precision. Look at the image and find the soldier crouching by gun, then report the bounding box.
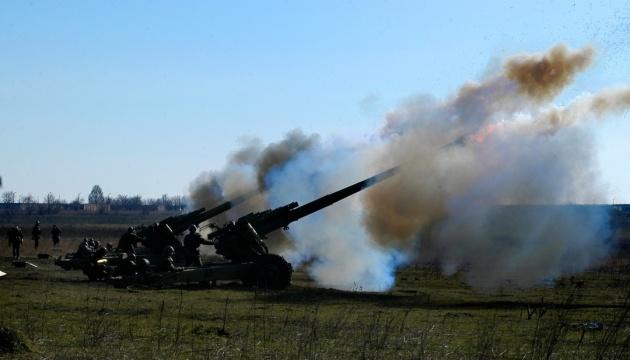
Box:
[117,226,143,254]
[183,224,214,267]
[160,246,182,272]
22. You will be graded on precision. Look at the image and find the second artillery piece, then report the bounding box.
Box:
[54,194,250,280]
[150,167,398,290]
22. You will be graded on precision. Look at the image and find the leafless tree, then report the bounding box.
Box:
[2,191,16,204]
[20,194,36,214]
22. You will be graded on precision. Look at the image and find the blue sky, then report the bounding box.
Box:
[1,1,629,202]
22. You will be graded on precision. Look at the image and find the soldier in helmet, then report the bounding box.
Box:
[117,226,143,254]
[7,225,23,260]
[51,225,62,247]
[160,245,180,272]
[31,220,42,249]
[117,253,138,277]
[183,224,214,267]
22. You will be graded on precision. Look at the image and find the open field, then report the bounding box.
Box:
[0,213,179,259]
[1,215,630,359]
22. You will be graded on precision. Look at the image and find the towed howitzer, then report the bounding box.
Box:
[55,193,252,280]
[209,167,398,264]
[129,167,398,290]
[135,193,252,253]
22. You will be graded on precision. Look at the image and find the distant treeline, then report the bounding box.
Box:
[0,185,187,215]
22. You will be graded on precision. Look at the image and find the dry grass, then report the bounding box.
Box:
[0,213,629,359]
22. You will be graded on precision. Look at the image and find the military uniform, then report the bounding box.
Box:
[183,226,213,267]
[160,246,179,272]
[31,221,41,249]
[117,254,138,276]
[117,228,142,254]
[7,226,23,259]
[51,225,61,247]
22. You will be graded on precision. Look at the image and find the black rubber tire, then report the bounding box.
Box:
[253,254,293,290]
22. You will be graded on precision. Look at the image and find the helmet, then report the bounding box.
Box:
[127,226,134,233]
[35,220,40,225]
[163,246,175,257]
[137,258,150,269]
[128,253,137,261]
[188,224,197,233]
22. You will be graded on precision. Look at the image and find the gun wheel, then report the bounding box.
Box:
[252,254,292,290]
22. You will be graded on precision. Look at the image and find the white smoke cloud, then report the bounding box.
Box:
[191,44,629,290]
[265,143,405,291]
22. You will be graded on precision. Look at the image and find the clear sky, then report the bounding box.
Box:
[1,1,629,202]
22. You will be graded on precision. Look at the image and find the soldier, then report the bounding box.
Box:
[117,227,142,254]
[160,245,180,272]
[117,253,138,277]
[7,225,23,260]
[31,220,41,249]
[51,225,61,247]
[183,224,213,267]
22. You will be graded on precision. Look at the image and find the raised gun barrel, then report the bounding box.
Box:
[139,192,252,237]
[209,167,398,263]
[253,166,398,237]
[134,192,253,254]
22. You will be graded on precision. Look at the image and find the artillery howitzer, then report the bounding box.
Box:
[54,195,249,280]
[135,193,251,253]
[144,167,398,290]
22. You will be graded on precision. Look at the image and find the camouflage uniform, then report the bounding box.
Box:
[7,225,23,259]
[117,227,142,254]
[117,253,138,277]
[51,225,61,247]
[160,246,179,272]
[183,225,213,267]
[31,221,41,249]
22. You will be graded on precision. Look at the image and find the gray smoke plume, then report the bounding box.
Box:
[189,130,319,250]
[191,44,628,290]
[363,44,626,287]
[265,143,404,291]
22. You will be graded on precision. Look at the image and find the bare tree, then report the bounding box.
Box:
[20,194,36,214]
[71,193,83,204]
[45,192,56,213]
[2,191,16,204]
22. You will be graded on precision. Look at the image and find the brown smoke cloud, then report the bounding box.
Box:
[189,130,319,251]
[255,131,319,191]
[361,44,628,286]
[188,44,628,289]
[506,44,594,102]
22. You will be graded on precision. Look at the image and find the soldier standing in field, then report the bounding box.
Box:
[183,224,213,267]
[31,220,41,249]
[7,225,23,260]
[51,224,61,247]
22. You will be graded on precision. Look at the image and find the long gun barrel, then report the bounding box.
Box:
[138,192,252,237]
[209,167,398,243]
[288,167,397,224]
[169,192,252,234]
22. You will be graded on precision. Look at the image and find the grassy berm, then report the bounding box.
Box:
[0,215,628,359]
